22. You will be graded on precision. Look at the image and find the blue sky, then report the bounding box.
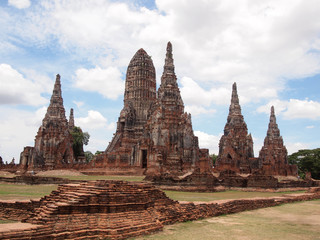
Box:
[0,0,319,163]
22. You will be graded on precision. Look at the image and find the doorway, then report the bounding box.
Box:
[142,150,147,168]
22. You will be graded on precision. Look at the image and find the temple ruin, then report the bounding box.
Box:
[20,74,77,170]
[139,42,201,176]
[103,48,157,169]
[214,82,256,174]
[100,42,206,175]
[258,106,298,176]
[214,83,297,177]
[15,42,299,180]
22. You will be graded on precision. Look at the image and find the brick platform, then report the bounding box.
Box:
[0,181,319,240]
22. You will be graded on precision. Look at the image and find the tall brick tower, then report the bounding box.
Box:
[258,106,297,176]
[105,48,157,166]
[215,82,254,174]
[141,42,200,175]
[20,74,74,170]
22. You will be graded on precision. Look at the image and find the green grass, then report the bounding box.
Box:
[133,200,320,240]
[0,183,58,200]
[164,190,306,202]
[0,179,305,202]
[0,220,17,224]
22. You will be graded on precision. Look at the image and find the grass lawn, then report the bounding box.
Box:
[0,183,58,200]
[0,220,17,224]
[133,200,320,240]
[0,179,305,202]
[164,190,306,202]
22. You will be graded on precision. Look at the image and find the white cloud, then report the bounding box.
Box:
[21,68,53,93]
[180,77,231,106]
[286,142,310,155]
[73,101,84,108]
[185,105,216,116]
[0,107,45,163]
[283,99,320,120]
[257,99,320,120]
[306,125,315,129]
[0,64,50,106]
[194,130,222,155]
[74,66,124,100]
[75,110,115,131]
[4,0,320,104]
[8,0,31,9]
[75,110,117,153]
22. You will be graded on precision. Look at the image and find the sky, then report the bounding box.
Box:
[0,0,319,163]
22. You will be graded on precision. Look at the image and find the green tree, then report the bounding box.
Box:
[288,148,320,179]
[210,154,218,166]
[95,150,104,155]
[84,151,94,163]
[70,126,90,158]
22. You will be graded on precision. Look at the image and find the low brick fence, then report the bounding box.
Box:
[0,176,71,185]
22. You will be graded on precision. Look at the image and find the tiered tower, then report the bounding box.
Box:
[215,82,254,174]
[105,48,157,167]
[259,106,297,176]
[20,75,74,170]
[140,42,200,175]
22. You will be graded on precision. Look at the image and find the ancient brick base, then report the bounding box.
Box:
[0,181,320,239]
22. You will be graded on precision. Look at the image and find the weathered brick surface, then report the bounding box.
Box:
[140,42,201,177]
[214,84,298,178]
[0,200,40,221]
[215,83,255,174]
[94,43,208,178]
[0,181,319,240]
[19,74,75,171]
[103,48,157,170]
[258,106,298,176]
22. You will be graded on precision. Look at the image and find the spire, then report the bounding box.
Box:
[43,74,67,125]
[49,74,63,107]
[161,41,177,87]
[69,108,75,129]
[267,106,280,138]
[164,42,175,74]
[229,82,241,115]
[270,106,275,123]
[158,41,184,112]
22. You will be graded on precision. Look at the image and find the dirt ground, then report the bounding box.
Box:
[0,171,15,178]
[0,222,41,232]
